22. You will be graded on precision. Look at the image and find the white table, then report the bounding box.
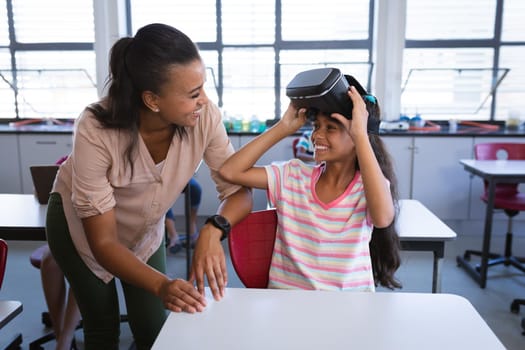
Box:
[0,300,22,329]
[0,194,47,241]
[152,288,504,350]
[0,300,23,349]
[397,199,457,293]
[457,159,525,288]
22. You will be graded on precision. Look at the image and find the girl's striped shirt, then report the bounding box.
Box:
[265,159,374,291]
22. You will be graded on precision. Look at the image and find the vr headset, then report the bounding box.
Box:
[286,67,380,134]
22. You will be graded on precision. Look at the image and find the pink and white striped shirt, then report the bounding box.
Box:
[265,159,375,291]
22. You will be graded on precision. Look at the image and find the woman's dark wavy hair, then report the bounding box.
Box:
[362,99,402,289]
[87,23,201,175]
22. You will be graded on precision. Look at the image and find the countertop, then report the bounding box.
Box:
[1,121,524,137]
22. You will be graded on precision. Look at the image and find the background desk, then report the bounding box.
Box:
[0,194,46,241]
[457,159,525,288]
[397,199,456,293]
[0,300,22,330]
[153,288,504,350]
[0,195,456,293]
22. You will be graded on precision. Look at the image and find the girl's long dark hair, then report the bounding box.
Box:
[87,23,200,175]
[362,100,402,289]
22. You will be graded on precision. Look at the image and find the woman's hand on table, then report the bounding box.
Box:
[159,278,207,313]
[190,224,228,301]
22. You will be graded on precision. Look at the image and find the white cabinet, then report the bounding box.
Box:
[382,136,413,200]
[0,134,22,193]
[382,136,473,220]
[411,137,473,220]
[18,134,73,193]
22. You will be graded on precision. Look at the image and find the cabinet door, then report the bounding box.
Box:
[0,134,22,193]
[382,136,413,200]
[412,137,473,220]
[19,134,73,193]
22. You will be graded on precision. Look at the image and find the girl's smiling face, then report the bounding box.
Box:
[311,114,354,163]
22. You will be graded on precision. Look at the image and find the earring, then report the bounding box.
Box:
[153,108,160,113]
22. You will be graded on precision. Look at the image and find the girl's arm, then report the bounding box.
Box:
[333,87,394,228]
[219,104,306,189]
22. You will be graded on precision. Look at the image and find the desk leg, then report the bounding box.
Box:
[184,185,192,280]
[400,241,444,293]
[432,250,443,294]
[456,179,495,288]
[478,180,496,288]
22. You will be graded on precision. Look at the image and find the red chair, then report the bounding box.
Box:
[463,142,525,273]
[228,209,277,288]
[292,138,299,158]
[0,239,6,290]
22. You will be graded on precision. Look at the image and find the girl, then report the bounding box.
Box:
[220,86,401,291]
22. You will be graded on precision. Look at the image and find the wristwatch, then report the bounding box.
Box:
[205,214,231,241]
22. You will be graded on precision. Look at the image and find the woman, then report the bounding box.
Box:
[46,23,252,349]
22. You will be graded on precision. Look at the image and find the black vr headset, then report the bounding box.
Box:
[285,67,380,134]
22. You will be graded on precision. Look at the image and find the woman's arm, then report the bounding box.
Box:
[82,211,207,313]
[219,104,307,189]
[190,186,252,299]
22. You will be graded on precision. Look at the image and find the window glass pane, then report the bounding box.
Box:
[0,1,8,45]
[12,0,94,43]
[502,0,525,42]
[222,0,274,44]
[199,50,219,106]
[130,0,216,42]
[406,0,496,39]
[282,0,369,41]
[0,50,15,118]
[222,48,275,122]
[14,51,97,119]
[280,49,371,116]
[496,46,525,121]
[401,48,494,120]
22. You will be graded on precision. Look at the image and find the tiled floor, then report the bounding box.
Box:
[1,221,524,349]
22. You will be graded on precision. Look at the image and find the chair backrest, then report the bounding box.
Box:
[474,143,525,197]
[474,143,525,161]
[30,165,59,204]
[0,239,8,290]
[292,138,299,158]
[228,209,277,288]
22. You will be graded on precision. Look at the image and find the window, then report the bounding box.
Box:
[129,0,375,122]
[403,0,525,121]
[0,0,96,121]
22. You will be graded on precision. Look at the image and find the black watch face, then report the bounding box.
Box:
[215,215,228,226]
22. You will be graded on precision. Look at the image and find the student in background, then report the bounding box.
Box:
[294,129,315,163]
[40,245,81,350]
[40,155,80,350]
[46,23,252,349]
[220,86,401,291]
[166,177,202,254]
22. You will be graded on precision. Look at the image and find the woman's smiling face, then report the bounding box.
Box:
[153,59,209,127]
